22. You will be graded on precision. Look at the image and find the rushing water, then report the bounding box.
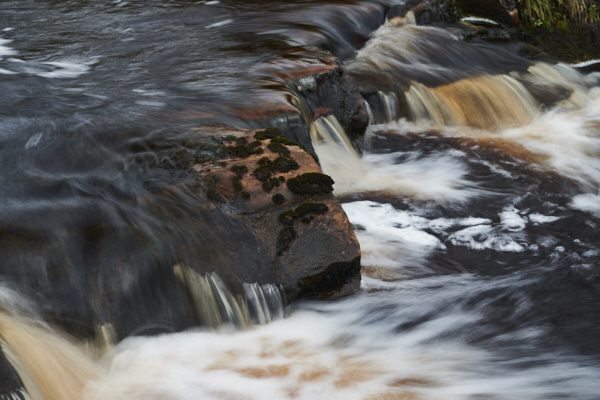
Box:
[2,1,600,399]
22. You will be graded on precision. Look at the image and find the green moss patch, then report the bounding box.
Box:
[293,202,329,222]
[267,142,291,157]
[257,157,273,168]
[230,164,248,179]
[231,176,243,192]
[276,226,296,256]
[254,128,283,140]
[278,210,294,225]
[286,173,334,195]
[272,156,299,172]
[226,137,263,159]
[262,177,281,192]
[277,202,329,226]
[253,154,298,189]
[272,193,286,205]
[253,165,272,182]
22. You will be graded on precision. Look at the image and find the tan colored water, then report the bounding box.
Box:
[0,312,103,400]
[406,75,537,129]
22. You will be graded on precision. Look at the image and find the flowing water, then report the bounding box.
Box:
[2,1,600,399]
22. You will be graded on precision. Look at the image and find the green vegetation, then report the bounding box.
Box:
[253,154,299,187]
[267,142,291,157]
[278,202,329,225]
[519,0,598,28]
[224,136,263,158]
[286,173,335,195]
[279,210,295,225]
[229,165,248,178]
[253,164,272,182]
[254,128,283,140]
[272,156,299,173]
[204,175,225,202]
[231,176,243,192]
[272,193,286,205]
[276,226,297,256]
[262,177,281,192]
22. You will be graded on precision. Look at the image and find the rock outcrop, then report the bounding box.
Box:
[0,126,361,347]
[194,128,361,300]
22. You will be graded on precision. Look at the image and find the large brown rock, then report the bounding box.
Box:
[194,128,361,301]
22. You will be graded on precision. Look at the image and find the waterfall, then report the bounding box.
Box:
[405,75,538,129]
[174,264,285,329]
[0,312,102,400]
[0,270,286,399]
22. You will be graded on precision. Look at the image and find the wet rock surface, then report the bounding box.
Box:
[288,56,370,145]
[194,128,361,301]
[0,127,361,344]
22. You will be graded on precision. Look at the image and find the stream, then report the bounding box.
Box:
[1,1,600,399]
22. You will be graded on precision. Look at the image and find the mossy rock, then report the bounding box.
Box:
[262,178,281,192]
[204,175,225,202]
[226,139,263,159]
[292,203,329,222]
[231,176,243,192]
[253,165,272,182]
[272,193,286,205]
[276,226,297,256]
[254,128,283,140]
[272,156,299,173]
[257,157,273,168]
[286,173,334,195]
[278,210,295,226]
[277,202,329,226]
[230,165,248,178]
[267,142,291,157]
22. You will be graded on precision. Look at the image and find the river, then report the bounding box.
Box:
[1,1,600,399]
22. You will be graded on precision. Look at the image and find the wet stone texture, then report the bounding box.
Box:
[194,128,361,301]
[283,56,370,150]
[0,127,361,346]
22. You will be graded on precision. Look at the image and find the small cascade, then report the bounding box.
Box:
[377,90,399,123]
[0,312,103,400]
[311,115,367,191]
[174,264,285,329]
[244,283,285,325]
[312,115,358,153]
[405,74,538,129]
[0,269,287,400]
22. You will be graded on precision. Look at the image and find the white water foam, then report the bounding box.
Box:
[80,270,600,400]
[0,37,18,75]
[0,67,16,75]
[570,192,600,216]
[0,38,17,57]
[499,107,600,188]
[314,124,483,201]
[35,61,92,79]
[205,19,233,29]
[343,201,565,258]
